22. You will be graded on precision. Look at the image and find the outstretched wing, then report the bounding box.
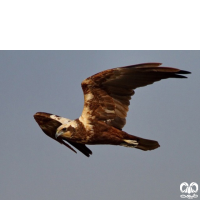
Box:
[34,112,92,157]
[80,63,191,130]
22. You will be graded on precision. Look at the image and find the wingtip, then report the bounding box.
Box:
[173,70,191,79]
[33,112,40,120]
[33,112,55,121]
[33,112,39,117]
[62,140,77,154]
[33,112,45,118]
[178,70,191,74]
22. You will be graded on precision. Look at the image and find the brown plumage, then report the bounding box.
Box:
[34,63,191,157]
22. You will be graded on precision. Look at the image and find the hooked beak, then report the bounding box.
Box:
[55,130,63,139]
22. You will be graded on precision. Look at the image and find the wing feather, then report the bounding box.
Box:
[80,63,190,130]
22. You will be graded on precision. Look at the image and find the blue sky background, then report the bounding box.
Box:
[0,51,199,200]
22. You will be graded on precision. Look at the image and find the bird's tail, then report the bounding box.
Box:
[120,136,160,151]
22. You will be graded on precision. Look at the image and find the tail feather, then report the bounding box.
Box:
[121,137,160,151]
[135,138,160,151]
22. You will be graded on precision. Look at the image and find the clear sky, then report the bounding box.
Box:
[0,51,199,200]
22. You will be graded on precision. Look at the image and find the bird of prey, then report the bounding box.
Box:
[34,63,190,157]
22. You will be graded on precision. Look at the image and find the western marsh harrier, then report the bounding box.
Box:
[34,63,190,157]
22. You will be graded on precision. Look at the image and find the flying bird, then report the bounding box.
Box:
[34,63,190,157]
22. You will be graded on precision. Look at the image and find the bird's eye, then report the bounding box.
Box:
[62,127,67,131]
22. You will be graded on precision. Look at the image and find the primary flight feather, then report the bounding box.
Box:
[34,62,191,157]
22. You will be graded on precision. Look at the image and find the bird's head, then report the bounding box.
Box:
[55,124,72,139]
[55,120,78,139]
